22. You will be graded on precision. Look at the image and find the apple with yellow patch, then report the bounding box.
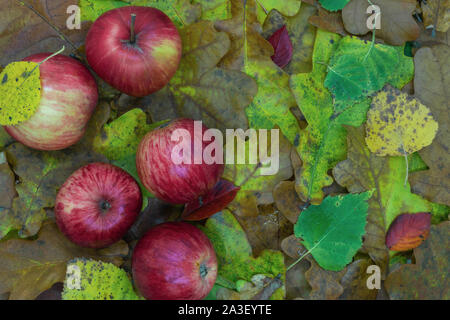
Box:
[85,6,182,97]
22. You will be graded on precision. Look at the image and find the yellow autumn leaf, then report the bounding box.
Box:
[365,85,438,156]
[0,61,41,126]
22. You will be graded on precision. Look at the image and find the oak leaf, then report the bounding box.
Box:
[409,45,450,206]
[385,221,450,299]
[342,0,420,45]
[0,221,128,300]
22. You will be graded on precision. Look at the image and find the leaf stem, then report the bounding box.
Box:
[286,251,310,272]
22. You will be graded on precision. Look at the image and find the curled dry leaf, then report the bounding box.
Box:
[386,212,431,252]
[342,0,420,46]
[267,26,293,68]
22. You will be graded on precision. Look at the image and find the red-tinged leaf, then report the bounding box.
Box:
[182,179,240,221]
[268,25,293,68]
[386,212,431,251]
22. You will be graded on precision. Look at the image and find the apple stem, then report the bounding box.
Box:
[130,14,137,44]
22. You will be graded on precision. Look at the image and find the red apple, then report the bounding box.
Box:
[132,222,217,300]
[85,6,182,97]
[136,119,224,204]
[55,162,142,248]
[4,53,98,151]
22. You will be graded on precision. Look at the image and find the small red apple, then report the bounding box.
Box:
[4,54,98,151]
[55,162,142,248]
[132,222,218,300]
[136,119,224,204]
[85,6,182,97]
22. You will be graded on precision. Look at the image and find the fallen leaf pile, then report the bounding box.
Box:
[0,0,448,300]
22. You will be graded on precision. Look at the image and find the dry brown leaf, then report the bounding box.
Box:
[0,0,90,66]
[0,221,128,300]
[273,181,305,224]
[342,0,420,45]
[0,152,16,208]
[309,6,349,37]
[421,0,450,32]
[385,221,450,299]
[410,45,450,206]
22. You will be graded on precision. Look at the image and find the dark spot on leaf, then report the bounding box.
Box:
[2,73,7,84]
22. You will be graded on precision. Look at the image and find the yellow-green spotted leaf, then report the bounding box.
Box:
[365,85,439,156]
[79,0,201,27]
[200,210,286,300]
[0,61,41,126]
[62,259,141,300]
[93,108,165,161]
